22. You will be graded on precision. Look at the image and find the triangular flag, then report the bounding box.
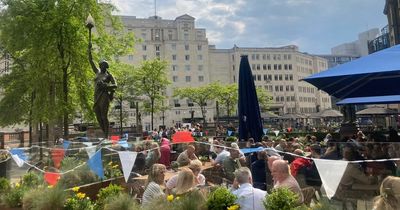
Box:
[88,149,104,179]
[314,159,348,199]
[44,172,61,186]
[51,148,65,169]
[263,128,268,135]
[85,146,97,158]
[110,135,120,144]
[227,130,233,136]
[10,148,28,161]
[118,151,137,182]
[273,130,280,136]
[11,154,24,167]
[82,142,93,147]
[63,140,71,150]
[287,127,292,132]
[118,141,129,148]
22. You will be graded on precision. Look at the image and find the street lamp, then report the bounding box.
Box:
[86,14,95,43]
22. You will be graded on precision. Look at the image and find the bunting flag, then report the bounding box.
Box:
[44,172,61,186]
[273,130,280,136]
[63,140,71,150]
[287,127,292,132]
[314,159,348,199]
[10,148,27,161]
[11,154,24,167]
[51,148,65,169]
[123,133,129,139]
[171,131,194,143]
[263,128,268,135]
[205,131,208,136]
[227,130,233,136]
[82,142,93,147]
[88,149,104,179]
[110,135,120,144]
[118,151,137,182]
[85,146,97,158]
[118,140,129,149]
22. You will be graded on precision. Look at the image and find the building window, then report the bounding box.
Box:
[257,75,261,81]
[185,65,191,71]
[185,55,190,61]
[142,55,147,60]
[197,55,203,60]
[185,44,189,50]
[128,55,133,60]
[141,33,146,39]
[262,54,266,60]
[171,44,176,50]
[142,45,147,51]
[155,45,160,51]
[172,55,177,60]
[198,65,203,71]
[263,64,267,70]
[184,33,189,40]
[198,45,202,50]
[185,76,191,82]
[198,76,204,82]
[173,76,178,82]
[288,64,292,70]
[155,52,160,58]
[168,34,173,40]
[172,65,178,71]
[256,64,260,70]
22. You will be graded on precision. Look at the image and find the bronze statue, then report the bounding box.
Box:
[88,43,117,138]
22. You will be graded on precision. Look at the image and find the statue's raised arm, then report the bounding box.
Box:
[88,43,99,74]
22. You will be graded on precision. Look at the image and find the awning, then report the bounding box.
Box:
[336,95,400,105]
[303,44,400,99]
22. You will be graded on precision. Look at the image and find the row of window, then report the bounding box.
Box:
[275,96,296,102]
[300,107,317,113]
[140,43,204,51]
[299,97,317,103]
[172,65,203,71]
[253,74,294,81]
[298,86,315,93]
[172,75,204,82]
[248,54,292,61]
[172,54,203,61]
[273,85,295,92]
[249,63,293,71]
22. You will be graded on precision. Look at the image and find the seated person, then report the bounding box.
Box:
[142,164,166,207]
[145,142,161,168]
[373,176,400,210]
[212,142,230,166]
[177,144,198,166]
[251,150,267,190]
[231,167,267,210]
[166,160,206,194]
[223,146,246,182]
[271,159,304,204]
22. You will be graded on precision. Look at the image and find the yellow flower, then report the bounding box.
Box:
[72,186,80,192]
[47,185,54,189]
[227,204,240,210]
[76,192,86,199]
[112,165,119,169]
[176,196,180,200]
[167,194,174,202]
[108,161,113,166]
[15,182,20,188]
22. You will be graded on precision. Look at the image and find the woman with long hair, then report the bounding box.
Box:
[142,164,166,206]
[373,176,400,210]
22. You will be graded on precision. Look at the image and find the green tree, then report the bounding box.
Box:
[174,84,218,126]
[133,59,170,130]
[0,0,136,139]
[213,83,238,117]
[256,87,272,112]
[111,62,136,136]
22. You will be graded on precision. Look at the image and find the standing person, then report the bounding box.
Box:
[251,150,267,190]
[88,43,117,138]
[159,137,171,167]
[231,167,267,210]
[142,164,166,207]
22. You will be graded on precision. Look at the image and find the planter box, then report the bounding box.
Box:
[0,157,11,179]
[0,205,23,210]
[72,176,125,200]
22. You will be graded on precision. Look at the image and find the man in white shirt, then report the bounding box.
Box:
[212,144,230,166]
[231,167,267,210]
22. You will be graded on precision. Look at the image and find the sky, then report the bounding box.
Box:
[109,0,388,54]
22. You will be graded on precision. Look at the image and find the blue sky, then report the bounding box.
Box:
[110,0,387,54]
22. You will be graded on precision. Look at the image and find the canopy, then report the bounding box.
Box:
[356,106,398,115]
[238,55,264,142]
[337,95,400,105]
[303,45,400,99]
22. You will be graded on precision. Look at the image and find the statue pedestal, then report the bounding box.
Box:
[339,122,358,140]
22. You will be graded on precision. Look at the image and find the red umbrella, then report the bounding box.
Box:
[172,131,194,143]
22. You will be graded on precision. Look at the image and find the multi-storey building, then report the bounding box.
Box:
[115,14,332,129]
[384,0,400,46]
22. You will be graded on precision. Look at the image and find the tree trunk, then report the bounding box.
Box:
[151,99,154,130]
[119,99,123,137]
[63,67,68,138]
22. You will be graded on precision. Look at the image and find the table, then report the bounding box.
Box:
[132,162,213,181]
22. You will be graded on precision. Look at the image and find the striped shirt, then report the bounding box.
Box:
[142,181,164,206]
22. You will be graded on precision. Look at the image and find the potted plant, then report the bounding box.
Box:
[0,151,11,179]
[224,137,238,147]
[206,186,239,210]
[263,187,299,210]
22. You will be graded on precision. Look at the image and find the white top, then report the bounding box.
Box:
[166,173,206,189]
[214,150,230,164]
[142,181,164,206]
[232,183,267,210]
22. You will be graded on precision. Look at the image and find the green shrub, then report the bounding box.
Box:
[225,136,237,142]
[263,187,299,210]
[22,185,67,210]
[2,185,25,207]
[64,189,94,210]
[95,184,124,209]
[22,187,42,210]
[21,172,41,188]
[206,186,237,210]
[103,193,140,210]
[58,165,98,188]
[0,177,11,194]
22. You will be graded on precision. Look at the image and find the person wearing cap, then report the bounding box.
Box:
[231,167,267,210]
[223,144,246,182]
[88,42,117,138]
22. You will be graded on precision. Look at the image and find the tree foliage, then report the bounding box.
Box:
[133,59,170,130]
[0,0,136,136]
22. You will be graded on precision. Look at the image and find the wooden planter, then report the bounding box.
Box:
[0,157,11,179]
[73,176,125,200]
[0,205,23,210]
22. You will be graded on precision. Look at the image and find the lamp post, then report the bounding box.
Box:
[86,14,95,44]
